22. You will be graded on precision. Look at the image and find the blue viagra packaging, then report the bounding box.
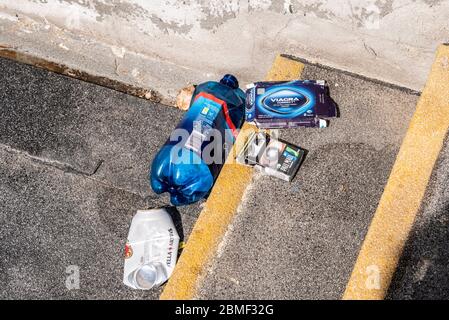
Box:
[245,80,337,129]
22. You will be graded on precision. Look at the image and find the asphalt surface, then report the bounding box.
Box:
[0,57,201,299]
[387,136,449,300]
[197,63,420,299]
[3,55,447,300]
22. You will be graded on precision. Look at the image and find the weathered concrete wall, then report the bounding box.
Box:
[1,0,448,100]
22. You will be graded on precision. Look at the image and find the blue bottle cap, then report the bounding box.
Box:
[220,74,239,89]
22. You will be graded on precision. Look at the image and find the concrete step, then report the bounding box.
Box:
[0,56,200,299]
[387,139,449,299]
[196,60,420,299]
[2,50,448,300]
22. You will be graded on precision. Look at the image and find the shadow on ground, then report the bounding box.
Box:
[387,203,449,299]
[387,136,449,300]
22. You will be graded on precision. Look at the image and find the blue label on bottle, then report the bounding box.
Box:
[165,92,235,180]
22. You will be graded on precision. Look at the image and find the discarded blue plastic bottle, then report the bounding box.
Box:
[150,75,246,206]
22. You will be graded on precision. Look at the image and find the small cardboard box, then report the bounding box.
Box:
[237,131,305,182]
[245,80,337,129]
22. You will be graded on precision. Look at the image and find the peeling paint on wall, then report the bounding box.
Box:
[423,0,445,6]
[56,0,148,22]
[1,0,449,94]
[150,14,194,34]
[19,0,449,34]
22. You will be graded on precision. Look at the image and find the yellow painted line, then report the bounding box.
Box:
[265,54,305,82]
[160,54,304,300]
[343,44,449,300]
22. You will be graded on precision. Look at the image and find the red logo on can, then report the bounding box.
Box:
[124,241,133,259]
